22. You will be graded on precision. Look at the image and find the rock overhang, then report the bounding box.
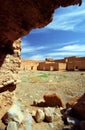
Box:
[0,0,82,46]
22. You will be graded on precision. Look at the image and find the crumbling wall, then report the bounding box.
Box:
[37,62,59,71]
[0,39,21,88]
[37,62,46,70]
[67,61,85,71]
[0,39,21,119]
[66,56,85,70]
[21,59,40,70]
[54,59,66,63]
[76,57,85,61]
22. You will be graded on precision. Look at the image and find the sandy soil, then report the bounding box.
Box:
[14,70,85,130]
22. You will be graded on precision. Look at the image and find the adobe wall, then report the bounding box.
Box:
[21,59,40,70]
[21,56,85,71]
[54,59,66,63]
[37,62,59,71]
[76,61,85,70]
[75,57,85,61]
[38,62,66,71]
[66,56,78,62]
[67,61,85,71]
[66,62,75,71]
[58,63,66,71]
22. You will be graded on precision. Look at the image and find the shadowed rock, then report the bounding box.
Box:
[44,93,64,107]
[73,93,85,120]
[0,0,82,46]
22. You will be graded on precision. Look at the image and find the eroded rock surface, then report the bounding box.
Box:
[0,39,21,120]
[0,91,14,119]
[0,0,82,46]
[0,39,21,89]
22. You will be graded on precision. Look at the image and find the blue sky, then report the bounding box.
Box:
[21,1,85,60]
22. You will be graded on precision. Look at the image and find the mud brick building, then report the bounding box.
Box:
[21,56,85,71]
[66,56,85,71]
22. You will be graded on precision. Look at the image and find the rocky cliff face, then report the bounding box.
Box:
[0,0,82,119]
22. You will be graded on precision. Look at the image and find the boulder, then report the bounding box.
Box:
[35,109,45,123]
[3,102,24,124]
[0,91,14,119]
[7,121,18,130]
[18,121,32,130]
[43,107,55,122]
[43,93,64,107]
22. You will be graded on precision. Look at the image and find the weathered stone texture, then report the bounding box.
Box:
[0,39,21,120]
[0,39,21,88]
[0,91,14,119]
[0,0,82,45]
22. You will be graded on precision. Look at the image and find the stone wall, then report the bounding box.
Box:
[0,39,21,88]
[0,39,21,119]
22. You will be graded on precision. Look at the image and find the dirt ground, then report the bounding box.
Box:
[14,70,85,130]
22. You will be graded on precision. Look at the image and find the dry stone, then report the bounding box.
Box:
[0,39,21,89]
[0,91,14,119]
[7,121,18,130]
[5,103,24,124]
[35,109,45,123]
[44,93,64,107]
[43,107,55,122]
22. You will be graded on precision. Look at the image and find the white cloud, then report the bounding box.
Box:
[58,44,85,51]
[47,43,85,59]
[21,40,45,54]
[46,2,85,31]
[47,51,84,58]
[29,54,45,60]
